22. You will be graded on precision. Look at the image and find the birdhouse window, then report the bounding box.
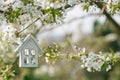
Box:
[24,57,29,64]
[31,50,35,55]
[24,49,29,55]
[31,57,36,64]
[24,49,37,65]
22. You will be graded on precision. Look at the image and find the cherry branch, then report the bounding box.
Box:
[37,13,102,35]
[94,2,120,34]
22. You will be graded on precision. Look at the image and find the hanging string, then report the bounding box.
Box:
[18,17,40,34]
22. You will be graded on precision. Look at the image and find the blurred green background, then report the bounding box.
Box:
[13,18,120,80]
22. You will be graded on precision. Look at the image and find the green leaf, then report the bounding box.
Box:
[51,8,56,22]
[20,0,34,5]
[6,8,22,22]
[14,31,19,37]
[69,53,76,60]
[105,54,108,60]
[44,7,63,23]
[83,3,90,12]
[101,62,108,71]
[110,48,115,58]
[111,6,117,14]
[55,9,62,17]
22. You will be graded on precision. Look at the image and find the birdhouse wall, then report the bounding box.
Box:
[19,39,39,67]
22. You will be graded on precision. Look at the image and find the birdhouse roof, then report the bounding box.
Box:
[15,34,43,53]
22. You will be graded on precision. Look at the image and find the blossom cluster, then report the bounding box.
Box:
[0,0,119,28]
[0,24,20,62]
[44,45,120,72]
[79,48,120,72]
[80,52,104,72]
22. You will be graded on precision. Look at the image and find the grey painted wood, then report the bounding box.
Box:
[15,34,43,67]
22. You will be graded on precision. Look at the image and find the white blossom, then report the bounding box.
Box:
[106,65,112,71]
[45,57,49,63]
[12,0,23,10]
[1,0,15,5]
[81,52,105,72]
[106,57,111,62]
